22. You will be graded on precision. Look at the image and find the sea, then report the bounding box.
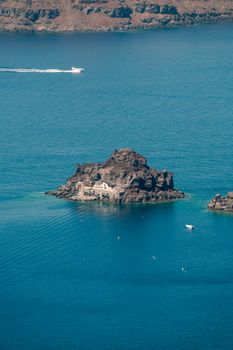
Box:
[0,23,233,350]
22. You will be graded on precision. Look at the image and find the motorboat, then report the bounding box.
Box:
[71,67,84,74]
[185,224,195,230]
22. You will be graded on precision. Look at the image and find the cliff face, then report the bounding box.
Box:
[46,148,184,203]
[0,0,233,31]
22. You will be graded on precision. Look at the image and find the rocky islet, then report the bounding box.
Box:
[46,148,185,204]
[208,193,233,213]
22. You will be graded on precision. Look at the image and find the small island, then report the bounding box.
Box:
[208,192,233,212]
[46,148,184,204]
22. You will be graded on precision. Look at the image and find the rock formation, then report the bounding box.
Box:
[46,148,184,204]
[208,192,233,212]
[0,0,233,32]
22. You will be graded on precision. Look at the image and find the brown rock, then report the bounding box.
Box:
[46,148,184,204]
[208,192,233,212]
[227,192,233,200]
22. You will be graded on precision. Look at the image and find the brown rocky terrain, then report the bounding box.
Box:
[46,148,184,204]
[0,0,233,32]
[208,192,233,212]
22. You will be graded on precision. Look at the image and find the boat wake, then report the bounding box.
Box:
[0,67,84,74]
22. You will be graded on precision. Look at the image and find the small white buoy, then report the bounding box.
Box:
[185,224,195,230]
[181,267,187,273]
[117,236,120,240]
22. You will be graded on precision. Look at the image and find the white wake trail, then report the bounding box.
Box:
[0,67,84,74]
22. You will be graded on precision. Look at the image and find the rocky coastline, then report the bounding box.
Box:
[208,193,233,212]
[46,148,184,204]
[0,0,233,32]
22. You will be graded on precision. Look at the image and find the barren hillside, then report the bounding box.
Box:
[0,0,233,31]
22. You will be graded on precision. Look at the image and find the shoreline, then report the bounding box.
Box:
[0,17,233,35]
[0,18,233,34]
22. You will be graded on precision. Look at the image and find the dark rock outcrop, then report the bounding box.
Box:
[135,3,160,14]
[135,3,146,13]
[208,192,233,212]
[46,148,184,204]
[147,4,160,14]
[109,7,132,18]
[0,7,60,21]
[161,4,178,15]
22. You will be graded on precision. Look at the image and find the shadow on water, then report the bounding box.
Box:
[69,198,178,218]
[67,199,179,243]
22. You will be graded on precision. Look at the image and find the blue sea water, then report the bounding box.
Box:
[0,23,233,349]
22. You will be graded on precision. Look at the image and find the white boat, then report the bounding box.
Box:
[185,224,195,230]
[71,67,84,74]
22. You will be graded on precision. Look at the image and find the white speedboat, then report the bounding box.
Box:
[71,67,84,74]
[185,224,195,230]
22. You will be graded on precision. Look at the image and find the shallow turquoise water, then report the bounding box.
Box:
[0,23,233,349]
